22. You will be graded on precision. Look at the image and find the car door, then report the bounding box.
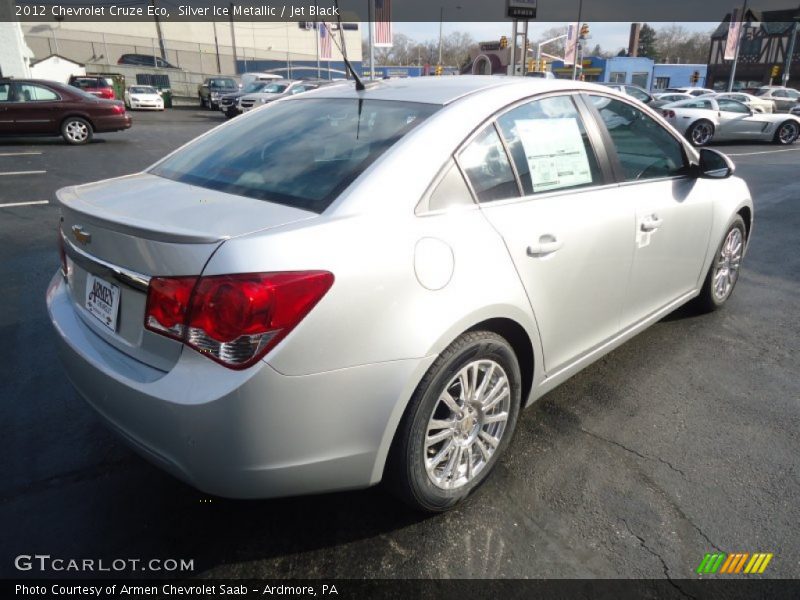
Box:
[585,93,713,328]
[470,93,634,374]
[7,83,62,133]
[716,98,765,138]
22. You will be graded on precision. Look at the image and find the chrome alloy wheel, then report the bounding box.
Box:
[712,227,743,302]
[64,120,90,143]
[424,359,510,490]
[778,121,799,144]
[691,122,713,146]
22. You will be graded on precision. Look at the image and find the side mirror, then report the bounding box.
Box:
[697,148,735,179]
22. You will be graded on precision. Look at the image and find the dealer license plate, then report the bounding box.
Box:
[85,273,120,332]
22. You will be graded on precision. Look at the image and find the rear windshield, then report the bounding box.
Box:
[151,98,439,213]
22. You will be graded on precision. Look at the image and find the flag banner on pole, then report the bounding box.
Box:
[564,22,579,66]
[374,0,393,47]
[724,8,742,60]
[319,21,333,60]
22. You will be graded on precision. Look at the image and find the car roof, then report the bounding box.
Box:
[309,75,605,106]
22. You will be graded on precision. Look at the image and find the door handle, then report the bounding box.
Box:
[527,234,563,257]
[640,214,663,232]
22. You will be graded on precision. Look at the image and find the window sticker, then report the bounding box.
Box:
[515,118,593,193]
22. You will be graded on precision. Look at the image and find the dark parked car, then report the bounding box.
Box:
[68,75,116,99]
[0,78,131,145]
[198,77,239,110]
[118,54,178,69]
[219,80,273,118]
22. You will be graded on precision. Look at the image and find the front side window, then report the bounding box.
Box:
[717,99,749,114]
[496,95,602,195]
[589,95,687,182]
[151,98,438,213]
[458,126,518,203]
[681,99,713,110]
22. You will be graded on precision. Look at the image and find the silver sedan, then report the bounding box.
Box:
[661,96,800,146]
[48,77,753,511]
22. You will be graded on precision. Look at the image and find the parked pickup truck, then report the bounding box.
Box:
[197,77,238,110]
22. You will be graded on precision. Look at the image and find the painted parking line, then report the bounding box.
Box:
[727,147,800,157]
[0,200,50,208]
[0,151,43,157]
[0,170,47,176]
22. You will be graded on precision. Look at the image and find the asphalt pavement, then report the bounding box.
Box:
[1,109,798,581]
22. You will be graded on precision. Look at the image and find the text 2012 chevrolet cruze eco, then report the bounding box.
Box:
[48,77,753,511]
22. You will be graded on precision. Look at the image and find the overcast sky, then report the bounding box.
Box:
[380,22,718,54]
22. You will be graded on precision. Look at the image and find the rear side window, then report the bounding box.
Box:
[458,126,519,203]
[425,160,474,212]
[151,98,438,213]
[589,95,687,182]
[496,95,602,195]
[16,84,59,102]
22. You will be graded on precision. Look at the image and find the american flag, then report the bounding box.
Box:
[319,21,333,60]
[374,0,393,48]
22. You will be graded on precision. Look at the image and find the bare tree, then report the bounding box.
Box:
[532,26,568,59]
[655,24,713,63]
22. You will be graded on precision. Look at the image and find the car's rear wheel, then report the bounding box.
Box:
[693,216,746,313]
[386,331,521,512]
[61,117,93,145]
[688,120,714,146]
[774,121,799,145]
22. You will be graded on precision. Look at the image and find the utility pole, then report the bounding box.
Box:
[438,6,444,67]
[782,17,799,87]
[150,0,166,61]
[212,21,221,74]
[572,0,583,80]
[727,0,748,92]
[229,4,238,72]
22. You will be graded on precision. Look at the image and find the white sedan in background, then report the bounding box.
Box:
[661,96,800,146]
[124,86,164,111]
[707,92,775,114]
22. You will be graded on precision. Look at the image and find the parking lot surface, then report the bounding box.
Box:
[1,109,798,580]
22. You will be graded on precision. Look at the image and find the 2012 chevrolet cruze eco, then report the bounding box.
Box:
[48,77,753,511]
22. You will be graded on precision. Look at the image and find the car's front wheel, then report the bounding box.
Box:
[774,120,799,145]
[386,331,522,512]
[61,117,93,145]
[693,216,746,313]
[688,120,715,146]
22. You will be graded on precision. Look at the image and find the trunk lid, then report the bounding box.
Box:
[57,172,317,371]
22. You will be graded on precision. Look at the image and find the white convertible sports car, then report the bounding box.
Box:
[661,96,800,146]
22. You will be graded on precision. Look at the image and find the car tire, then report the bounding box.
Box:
[687,120,715,146]
[773,120,799,145]
[61,117,93,145]
[385,331,522,512]
[692,216,746,313]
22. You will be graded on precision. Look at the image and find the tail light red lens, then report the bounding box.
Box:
[145,271,334,369]
[662,110,676,118]
[101,88,115,99]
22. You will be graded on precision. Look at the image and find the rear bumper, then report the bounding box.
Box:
[46,272,427,499]
[94,114,132,132]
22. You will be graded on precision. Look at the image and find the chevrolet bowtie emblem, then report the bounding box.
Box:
[71,225,92,245]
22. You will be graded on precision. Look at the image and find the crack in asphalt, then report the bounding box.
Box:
[579,427,687,477]
[580,427,722,552]
[620,518,697,600]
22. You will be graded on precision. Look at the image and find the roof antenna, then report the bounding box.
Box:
[331,0,377,91]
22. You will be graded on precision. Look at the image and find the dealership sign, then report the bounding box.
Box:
[507,0,537,19]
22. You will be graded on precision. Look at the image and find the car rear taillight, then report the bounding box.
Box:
[100,88,115,99]
[145,271,334,369]
[662,110,676,118]
[111,104,125,114]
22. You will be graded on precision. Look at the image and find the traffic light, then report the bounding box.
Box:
[690,71,700,85]
[435,65,443,76]
[499,36,508,49]
[771,65,781,78]
[580,23,590,39]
